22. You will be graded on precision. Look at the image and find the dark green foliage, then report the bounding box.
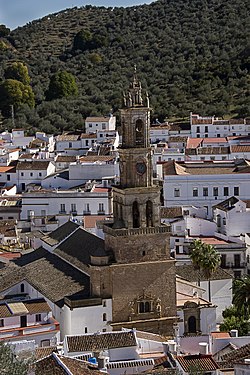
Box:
[46,70,78,100]
[0,342,29,374]
[4,62,31,84]
[0,79,35,115]
[0,24,10,37]
[0,0,249,131]
[220,306,250,336]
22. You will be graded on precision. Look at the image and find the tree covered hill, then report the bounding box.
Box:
[0,0,249,134]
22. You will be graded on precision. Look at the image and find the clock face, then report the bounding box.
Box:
[136,162,146,175]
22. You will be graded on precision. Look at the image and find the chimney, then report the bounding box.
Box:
[199,342,209,355]
[230,329,238,337]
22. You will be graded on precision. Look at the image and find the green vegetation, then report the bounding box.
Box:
[189,239,221,301]
[0,0,249,133]
[46,70,78,100]
[0,79,35,116]
[4,62,31,84]
[220,276,250,335]
[0,342,29,374]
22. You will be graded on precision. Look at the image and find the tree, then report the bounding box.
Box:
[4,62,31,85]
[0,342,29,374]
[0,24,10,37]
[189,240,221,301]
[46,71,78,100]
[220,305,250,336]
[73,29,93,51]
[0,79,35,116]
[233,275,250,318]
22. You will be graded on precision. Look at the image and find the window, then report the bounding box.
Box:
[196,126,200,133]
[174,188,180,197]
[102,124,106,130]
[60,204,66,213]
[221,254,226,267]
[0,319,4,327]
[36,314,42,322]
[103,300,106,307]
[86,140,89,146]
[7,175,10,181]
[204,134,208,138]
[203,187,208,197]
[234,186,239,196]
[71,203,76,212]
[224,187,229,196]
[39,172,42,177]
[205,126,208,133]
[21,283,25,293]
[210,156,215,161]
[100,134,103,138]
[176,245,180,254]
[85,327,88,333]
[139,301,151,313]
[217,134,220,138]
[103,329,107,332]
[69,142,72,148]
[84,203,90,213]
[213,187,218,196]
[99,203,104,212]
[103,313,107,321]
[30,172,33,177]
[183,210,189,215]
[21,172,24,177]
[89,124,92,127]
[193,188,198,197]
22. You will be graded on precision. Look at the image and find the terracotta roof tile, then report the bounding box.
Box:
[66,331,137,353]
[221,343,250,367]
[24,298,51,314]
[35,346,58,360]
[176,264,233,282]
[176,354,219,372]
[16,161,50,170]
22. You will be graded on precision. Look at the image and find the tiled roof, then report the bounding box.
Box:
[24,298,51,314]
[56,155,77,162]
[66,331,137,353]
[220,343,250,367]
[42,221,79,246]
[210,332,230,339]
[54,227,107,268]
[231,145,250,153]
[83,215,109,229]
[136,330,166,343]
[169,123,190,132]
[197,146,229,155]
[176,354,219,372]
[16,160,50,170]
[80,133,97,139]
[36,353,102,375]
[213,196,239,211]
[85,116,112,122]
[176,264,233,282]
[0,220,16,236]
[79,155,115,163]
[202,137,227,143]
[0,303,12,318]
[160,206,183,219]
[162,160,188,176]
[0,247,90,305]
[56,134,80,141]
[35,346,58,360]
[0,166,16,173]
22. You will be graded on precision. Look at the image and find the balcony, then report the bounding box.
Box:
[222,262,246,269]
[70,210,78,216]
[97,210,105,215]
[0,318,60,341]
[83,210,91,216]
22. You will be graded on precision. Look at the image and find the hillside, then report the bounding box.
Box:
[0,0,249,134]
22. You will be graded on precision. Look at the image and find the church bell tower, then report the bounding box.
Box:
[112,67,161,230]
[103,69,177,335]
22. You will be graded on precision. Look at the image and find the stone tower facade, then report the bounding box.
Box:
[104,69,177,335]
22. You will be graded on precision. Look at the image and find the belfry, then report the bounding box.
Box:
[103,69,177,334]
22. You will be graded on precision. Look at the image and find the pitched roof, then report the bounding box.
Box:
[79,155,115,163]
[220,343,250,367]
[56,134,80,141]
[66,331,137,353]
[42,221,79,246]
[35,346,58,360]
[16,160,51,170]
[36,353,102,375]
[213,196,239,211]
[160,206,183,219]
[54,227,107,268]
[176,354,219,372]
[231,145,250,153]
[176,264,233,282]
[0,298,51,318]
[0,247,90,305]
[55,155,77,162]
[85,116,112,122]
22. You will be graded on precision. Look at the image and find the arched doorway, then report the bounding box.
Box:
[135,119,144,146]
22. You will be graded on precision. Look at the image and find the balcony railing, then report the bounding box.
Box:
[222,262,246,269]
[0,318,60,340]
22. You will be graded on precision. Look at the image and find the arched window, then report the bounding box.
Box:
[139,301,151,313]
[145,301,150,313]
[103,313,107,321]
[146,200,153,227]
[188,316,197,333]
[133,201,140,228]
[135,119,144,146]
[20,283,24,293]
[139,302,145,313]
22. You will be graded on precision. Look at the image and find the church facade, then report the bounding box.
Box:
[103,70,177,335]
